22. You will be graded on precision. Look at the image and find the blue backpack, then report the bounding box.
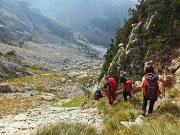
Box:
[96,89,102,96]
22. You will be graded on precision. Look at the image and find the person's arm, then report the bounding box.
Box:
[135,82,143,89]
[135,78,144,89]
[106,83,110,93]
[121,83,126,92]
[132,83,135,94]
[100,89,104,96]
[135,76,144,89]
[159,69,167,83]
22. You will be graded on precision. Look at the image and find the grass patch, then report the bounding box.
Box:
[123,122,180,135]
[157,100,180,117]
[62,97,88,107]
[96,91,180,135]
[0,94,42,117]
[37,122,98,135]
[2,76,34,86]
[97,98,110,115]
[167,88,180,98]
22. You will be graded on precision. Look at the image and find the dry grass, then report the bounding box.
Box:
[0,66,97,118]
[0,67,65,117]
[0,94,42,117]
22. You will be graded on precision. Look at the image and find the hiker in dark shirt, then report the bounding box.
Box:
[120,76,133,101]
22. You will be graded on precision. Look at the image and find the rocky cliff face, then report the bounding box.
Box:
[99,0,180,89]
[0,0,74,47]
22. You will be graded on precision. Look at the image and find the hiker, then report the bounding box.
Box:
[120,75,134,101]
[135,63,167,116]
[95,88,103,101]
[104,76,117,105]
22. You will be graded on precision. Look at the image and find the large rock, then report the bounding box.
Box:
[0,60,31,80]
[169,56,180,91]
[0,83,14,93]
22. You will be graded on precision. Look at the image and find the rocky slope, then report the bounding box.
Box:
[0,0,73,47]
[0,41,104,134]
[0,42,102,81]
[0,106,103,135]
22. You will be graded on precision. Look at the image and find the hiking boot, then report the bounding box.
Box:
[141,111,145,116]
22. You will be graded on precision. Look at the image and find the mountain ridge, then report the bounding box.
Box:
[0,0,74,47]
[0,0,138,47]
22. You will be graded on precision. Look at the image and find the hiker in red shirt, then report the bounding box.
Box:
[104,76,117,105]
[136,62,167,116]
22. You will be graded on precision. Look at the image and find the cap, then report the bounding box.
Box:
[119,43,124,47]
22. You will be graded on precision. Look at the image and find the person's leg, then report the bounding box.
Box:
[148,98,157,113]
[111,92,115,103]
[129,92,132,98]
[127,92,132,99]
[107,94,112,104]
[123,92,128,101]
[97,96,100,101]
[142,96,148,115]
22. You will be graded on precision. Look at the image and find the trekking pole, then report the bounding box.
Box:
[133,95,135,110]
[163,86,165,98]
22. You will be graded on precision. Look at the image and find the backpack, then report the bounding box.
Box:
[109,78,117,91]
[96,89,102,96]
[143,74,160,99]
[125,79,132,92]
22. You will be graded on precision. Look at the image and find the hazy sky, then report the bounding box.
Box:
[22,0,139,46]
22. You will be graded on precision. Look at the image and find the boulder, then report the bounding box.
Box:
[0,60,31,80]
[60,78,66,83]
[0,83,14,93]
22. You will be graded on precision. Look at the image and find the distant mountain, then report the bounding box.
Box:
[0,0,138,47]
[0,0,74,47]
[23,0,138,47]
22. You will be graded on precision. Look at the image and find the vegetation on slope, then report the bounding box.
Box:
[37,88,180,135]
[99,0,180,80]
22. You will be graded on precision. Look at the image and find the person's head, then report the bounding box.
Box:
[105,76,109,82]
[145,64,155,73]
[144,61,155,73]
[104,85,107,91]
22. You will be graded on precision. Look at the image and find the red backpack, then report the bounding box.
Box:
[109,78,117,91]
[143,74,160,99]
[125,79,132,92]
